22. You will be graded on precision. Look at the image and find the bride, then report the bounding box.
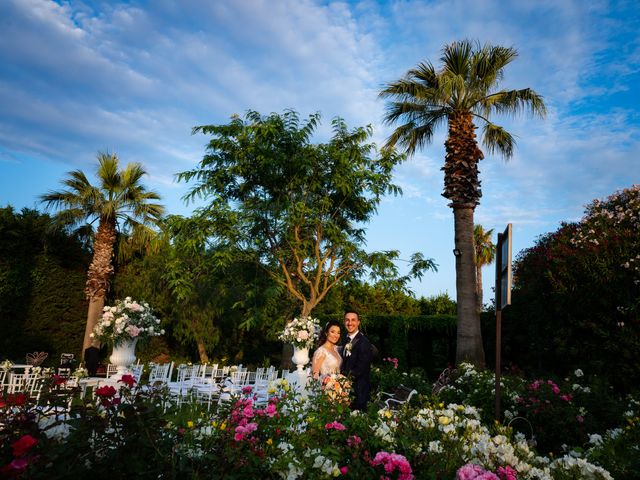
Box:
[311,320,342,379]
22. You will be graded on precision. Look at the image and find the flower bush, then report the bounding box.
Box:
[1,363,634,479]
[90,297,163,346]
[278,316,320,349]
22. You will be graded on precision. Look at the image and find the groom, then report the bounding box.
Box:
[340,309,373,411]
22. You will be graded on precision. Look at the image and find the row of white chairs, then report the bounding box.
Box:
[0,367,46,401]
[144,363,284,410]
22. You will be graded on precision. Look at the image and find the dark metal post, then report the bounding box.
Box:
[495,308,502,421]
[495,232,503,422]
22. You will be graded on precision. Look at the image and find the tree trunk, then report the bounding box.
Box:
[83,218,117,354]
[453,206,485,366]
[196,339,210,363]
[476,264,483,315]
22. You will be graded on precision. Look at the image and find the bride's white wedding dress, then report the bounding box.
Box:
[312,345,342,377]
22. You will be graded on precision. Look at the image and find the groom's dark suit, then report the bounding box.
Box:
[340,331,373,411]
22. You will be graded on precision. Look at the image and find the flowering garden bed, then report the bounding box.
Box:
[1,363,638,479]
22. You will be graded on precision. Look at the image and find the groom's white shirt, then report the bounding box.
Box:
[348,331,359,341]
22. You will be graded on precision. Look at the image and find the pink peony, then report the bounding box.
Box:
[297,330,309,340]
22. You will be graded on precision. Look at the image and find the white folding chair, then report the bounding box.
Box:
[130,364,144,383]
[7,373,27,393]
[105,364,118,378]
[148,362,174,385]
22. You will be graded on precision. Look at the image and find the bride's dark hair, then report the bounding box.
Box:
[316,319,341,348]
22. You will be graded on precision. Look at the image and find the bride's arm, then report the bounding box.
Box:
[311,349,326,379]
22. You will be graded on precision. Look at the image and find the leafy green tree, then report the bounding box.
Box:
[380,40,546,366]
[178,110,435,319]
[506,185,640,389]
[474,224,495,314]
[41,153,164,353]
[418,292,457,316]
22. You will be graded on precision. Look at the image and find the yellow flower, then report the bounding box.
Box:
[438,416,450,425]
[212,421,218,427]
[266,438,273,445]
[220,422,227,430]
[187,421,194,428]
[267,387,276,394]
[383,410,392,419]
[332,467,341,477]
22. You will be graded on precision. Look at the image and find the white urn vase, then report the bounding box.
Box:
[109,338,138,380]
[291,346,310,372]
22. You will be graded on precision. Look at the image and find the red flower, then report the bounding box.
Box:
[4,393,27,406]
[95,385,117,397]
[12,435,38,457]
[52,374,68,386]
[118,375,136,388]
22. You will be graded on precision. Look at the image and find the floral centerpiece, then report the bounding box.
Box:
[278,316,319,349]
[90,297,163,346]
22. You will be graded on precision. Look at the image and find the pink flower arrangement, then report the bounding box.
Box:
[497,465,518,480]
[456,464,499,480]
[325,421,346,431]
[371,451,413,480]
[234,422,258,441]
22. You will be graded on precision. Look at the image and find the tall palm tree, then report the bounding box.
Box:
[41,153,164,353]
[474,224,495,315]
[380,40,545,366]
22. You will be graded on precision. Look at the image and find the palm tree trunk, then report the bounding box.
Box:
[476,265,483,315]
[83,218,117,354]
[453,206,485,366]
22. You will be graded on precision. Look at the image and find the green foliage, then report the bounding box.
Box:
[505,185,640,390]
[0,207,89,361]
[418,292,457,315]
[178,110,434,316]
[40,152,165,258]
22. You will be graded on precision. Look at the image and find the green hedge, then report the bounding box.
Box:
[319,313,457,378]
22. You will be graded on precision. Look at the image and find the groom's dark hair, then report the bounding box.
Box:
[343,308,359,319]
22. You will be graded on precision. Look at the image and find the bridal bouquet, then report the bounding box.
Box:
[90,297,164,346]
[278,316,319,349]
[322,374,351,404]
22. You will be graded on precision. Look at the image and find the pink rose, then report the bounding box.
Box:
[125,325,140,337]
[297,330,309,340]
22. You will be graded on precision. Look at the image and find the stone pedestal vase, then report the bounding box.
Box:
[109,338,138,380]
[291,346,310,372]
[290,346,310,392]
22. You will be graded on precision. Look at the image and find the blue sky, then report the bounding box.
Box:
[1,0,638,301]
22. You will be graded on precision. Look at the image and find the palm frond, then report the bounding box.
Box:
[482,122,515,159]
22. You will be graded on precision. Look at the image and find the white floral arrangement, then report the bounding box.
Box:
[90,297,164,346]
[1,359,13,370]
[278,316,320,349]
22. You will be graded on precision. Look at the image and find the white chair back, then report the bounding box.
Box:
[149,362,174,384]
[7,373,27,393]
[130,364,144,383]
[106,364,118,378]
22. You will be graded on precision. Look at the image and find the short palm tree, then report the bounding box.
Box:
[474,224,495,315]
[41,153,164,353]
[380,40,545,365]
